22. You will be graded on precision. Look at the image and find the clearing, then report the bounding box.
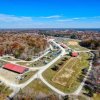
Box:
[43,52,91,93]
[62,39,89,51]
[0,84,12,100]
[14,79,59,99]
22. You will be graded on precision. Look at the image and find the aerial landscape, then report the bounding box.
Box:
[0,0,100,100]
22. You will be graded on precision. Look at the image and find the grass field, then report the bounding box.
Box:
[16,62,30,66]
[77,95,87,100]
[0,68,19,84]
[0,84,12,100]
[52,57,79,86]
[15,79,58,99]
[93,93,100,100]
[43,52,90,93]
[19,71,37,84]
[62,39,89,51]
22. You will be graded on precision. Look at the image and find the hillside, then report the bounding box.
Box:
[0,33,48,60]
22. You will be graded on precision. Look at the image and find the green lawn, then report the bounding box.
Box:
[15,79,58,99]
[68,45,89,51]
[43,52,90,93]
[16,62,30,66]
[19,71,37,84]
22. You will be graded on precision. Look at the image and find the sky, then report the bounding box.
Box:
[0,0,100,28]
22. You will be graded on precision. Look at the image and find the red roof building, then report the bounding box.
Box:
[3,63,28,74]
[71,52,78,57]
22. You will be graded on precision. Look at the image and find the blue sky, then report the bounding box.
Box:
[0,0,100,28]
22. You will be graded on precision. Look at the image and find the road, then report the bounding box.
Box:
[0,39,94,99]
[73,52,94,95]
[7,39,66,98]
[1,47,50,63]
[38,39,66,96]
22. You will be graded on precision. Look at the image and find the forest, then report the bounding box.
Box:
[0,33,48,61]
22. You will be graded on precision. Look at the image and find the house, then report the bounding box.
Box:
[3,63,28,74]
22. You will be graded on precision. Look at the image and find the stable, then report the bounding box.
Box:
[3,63,28,74]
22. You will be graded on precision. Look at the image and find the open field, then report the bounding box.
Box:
[93,93,100,100]
[52,57,79,86]
[14,79,59,99]
[0,68,19,84]
[0,84,12,100]
[19,71,37,84]
[62,39,89,51]
[0,68,37,84]
[43,52,90,93]
[68,95,88,100]
[77,95,87,100]
[16,62,30,66]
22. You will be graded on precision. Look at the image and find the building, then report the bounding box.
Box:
[3,63,28,74]
[60,43,67,48]
[71,52,78,57]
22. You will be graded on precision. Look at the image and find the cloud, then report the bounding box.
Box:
[57,19,74,22]
[72,16,100,20]
[56,17,86,22]
[40,15,62,19]
[56,16,100,22]
[92,16,100,18]
[72,18,80,20]
[0,14,33,22]
[0,14,44,28]
[0,13,100,28]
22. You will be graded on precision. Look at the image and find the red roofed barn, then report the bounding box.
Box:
[71,52,78,57]
[3,63,28,74]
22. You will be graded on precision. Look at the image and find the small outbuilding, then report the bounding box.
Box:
[60,43,67,48]
[71,52,78,57]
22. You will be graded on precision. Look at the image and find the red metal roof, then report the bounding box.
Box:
[71,52,78,57]
[3,63,28,74]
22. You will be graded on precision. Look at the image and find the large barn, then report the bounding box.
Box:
[3,63,28,74]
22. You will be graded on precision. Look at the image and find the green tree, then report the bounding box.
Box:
[70,34,77,39]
